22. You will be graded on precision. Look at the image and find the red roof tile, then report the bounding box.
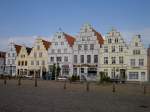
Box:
[14,44,22,55]
[63,33,76,47]
[42,40,51,50]
[92,29,104,45]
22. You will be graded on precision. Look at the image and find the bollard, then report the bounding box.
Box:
[64,80,66,89]
[18,77,21,86]
[4,78,7,85]
[86,81,90,92]
[112,82,116,93]
[143,85,146,94]
[35,78,37,87]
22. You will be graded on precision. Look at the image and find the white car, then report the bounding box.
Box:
[57,76,67,81]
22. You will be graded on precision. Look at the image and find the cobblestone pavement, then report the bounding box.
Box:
[0,79,150,112]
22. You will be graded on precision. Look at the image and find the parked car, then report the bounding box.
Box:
[22,75,34,80]
[57,76,68,81]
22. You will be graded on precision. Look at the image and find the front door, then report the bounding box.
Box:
[120,69,126,81]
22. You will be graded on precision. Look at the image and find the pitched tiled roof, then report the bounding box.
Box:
[63,33,76,47]
[14,44,22,55]
[42,40,51,50]
[92,29,104,45]
[26,47,32,55]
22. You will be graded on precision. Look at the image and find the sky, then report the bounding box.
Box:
[0,0,150,50]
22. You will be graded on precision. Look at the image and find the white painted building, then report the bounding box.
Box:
[48,31,75,77]
[73,24,104,81]
[126,35,148,81]
[5,42,22,76]
[0,51,6,75]
[99,28,128,81]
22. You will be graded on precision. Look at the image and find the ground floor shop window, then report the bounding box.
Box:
[81,68,84,73]
[129,72,138,79]
[62,67,69,75]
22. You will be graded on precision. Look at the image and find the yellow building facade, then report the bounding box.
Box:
[28,37,51,78]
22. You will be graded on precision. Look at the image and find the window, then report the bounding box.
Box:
[37,45,40,50]
[22,61,24,66]
[58,36,61,39]
[82,37,85,41]
[81,68,84,73]
[57,49,61,53]
[57,57,62,62]
[12,59,15,64]
[130,59,135,67]
[62,67,69,75]
[94,55,98,63]
[129,72,138,79]
[39,52,42,57]
[104,57,108,64]
[64,56,68,62]
[112,46,115,52]
[108,38,112,43]
[31,61,34,65]
[73,68,77,75]
[139,59,144,66]
[64,49,67,53]
[42,60,45,65]
[141,72,145,81]
[84,44,88,50]
[61,42,64,45]
[51,49,55,53]
[115,38,118,43]
[12,53,15,57]
[78,45,82,50]
[7,59,10,65]
[104,46,108,53]
[112,57,116,64]
[34,52,37,58]
[135,42,138,47]
[119,46,123,52]
[50,57,54,62]
[104,69,108,76]
[133,50,140,55]
[90,44,94,50]
[25,61,27,66]
[8,53,10,57]
[36,61,39,65]
[55,42,58,45]
[80,55,84,63]
[119,56,124,64]
[74,55,77,63]
[87,55,91,63]
[18,61,20,66]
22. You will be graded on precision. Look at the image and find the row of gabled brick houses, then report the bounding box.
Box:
[0,23,150,82]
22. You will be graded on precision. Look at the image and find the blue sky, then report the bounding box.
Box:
[0,0,150,50]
